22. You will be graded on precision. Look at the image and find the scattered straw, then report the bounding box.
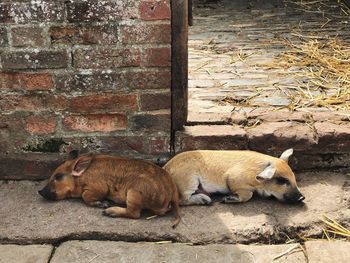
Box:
[272,244,303,260]
[321,215,350,240]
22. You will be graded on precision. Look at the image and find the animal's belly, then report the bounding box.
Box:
[200,179,230,194]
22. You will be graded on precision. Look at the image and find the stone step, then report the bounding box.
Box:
[1,241,350,263]
[0,170,349,245]
[176,114,350,170]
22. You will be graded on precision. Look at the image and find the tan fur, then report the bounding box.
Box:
[163,150,304,205]
[39,153,181,228]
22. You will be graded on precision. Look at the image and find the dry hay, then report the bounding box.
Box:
[272,37,350,111]
[321,215,350,240]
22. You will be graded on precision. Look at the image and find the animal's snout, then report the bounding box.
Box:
[297,195,305,202]
[38,185,57,201]
[283,190,305,204]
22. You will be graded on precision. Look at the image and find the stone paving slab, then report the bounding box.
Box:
[305,240,350,263]
[0,244,53,263]
[50,241,306,263]
[0,171,349,245]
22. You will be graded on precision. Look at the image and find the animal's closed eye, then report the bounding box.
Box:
[275,177,289,185]
[54,173,64,181]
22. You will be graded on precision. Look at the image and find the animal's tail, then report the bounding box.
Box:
[171,189,181,228]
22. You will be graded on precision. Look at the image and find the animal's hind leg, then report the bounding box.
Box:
[103,189,142,219]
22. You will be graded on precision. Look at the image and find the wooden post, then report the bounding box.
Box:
[171,0,188,132]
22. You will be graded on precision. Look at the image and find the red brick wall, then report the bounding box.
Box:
[0,0,172,179]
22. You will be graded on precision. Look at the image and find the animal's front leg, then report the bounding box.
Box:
[221,190,253,203]
[82,191,110,208]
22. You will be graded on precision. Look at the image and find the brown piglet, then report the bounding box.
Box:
[38,151,181,228]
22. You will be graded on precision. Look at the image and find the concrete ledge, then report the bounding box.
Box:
[50,241,306,263]
[305,240,350,263]
[0,244,53,263]
[176,121,350,170]
[0,171,349,245]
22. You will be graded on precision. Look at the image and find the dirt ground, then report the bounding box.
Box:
[188,0,350,121]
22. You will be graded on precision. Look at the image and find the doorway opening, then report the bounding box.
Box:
[187,0,350,124]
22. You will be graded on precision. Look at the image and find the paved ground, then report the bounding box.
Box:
[1,241,350,262]
[0,170,349,245]
[188,0,350,120]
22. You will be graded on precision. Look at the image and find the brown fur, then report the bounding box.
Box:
[39,153,181,228]
[163,149,304,205]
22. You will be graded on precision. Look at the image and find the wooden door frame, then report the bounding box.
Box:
[171,0,189,132]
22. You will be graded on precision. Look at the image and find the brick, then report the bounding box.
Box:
[25,115,56,135]
[131,111,170,132]
[175,125,247,152]
[140,93,171,111]
[126,71,171,90]
[0,72,53,91]
[55,70,171,93]
[0,94,68,113]
[49,24,118,45]
[0,27,8,47]
[73,48,140,69]
[148,136,170,154]
[139,0,170,20]
[143,48,171,67]
[314,122,350,152]
[63,114,127,132]
[0,50,69,70]
[0,154,62,180]
[247,122,317,152]
[66,0,138,22]
[0,1,64,24]
[0,113,28,154]
[55,72,125,93]
[71,94,137,113]
[122,24,170,44]
[99,136,145,155]
[11,26,46,47]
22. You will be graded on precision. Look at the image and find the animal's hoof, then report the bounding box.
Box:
[221,194,240,203]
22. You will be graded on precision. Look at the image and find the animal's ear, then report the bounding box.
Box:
[71,153,94,177]
[279,148,293,163]
[256,162,276,181]
[68,150,79,160]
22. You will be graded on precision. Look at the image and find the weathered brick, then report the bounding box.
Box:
[98,136,145,155]
[0,94,68,112]
[314,122,350,152]
[71,94,137,113]
[11,26,46,47]
[143,48,171,67]
[0,27,8,47]
[55,72,125,93]
[175,125,247,152]
[0,72,53,91]
[49,24,118,45]
[139,0,170,20]
[0,50,69,70]
[122,24,170,44]
[0,113,28,154]
[247,122,317,152]
[140,93,171,111]
[55,70,171,93]
[25,114,56,135]
[148,136,170,154]
[73,48,140,69]
[126,71,171,90]
[66,0,138,22]
[0,154,62,180]
[131,111,170,132]
[0,1,64,24]
[63,114,127,132]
